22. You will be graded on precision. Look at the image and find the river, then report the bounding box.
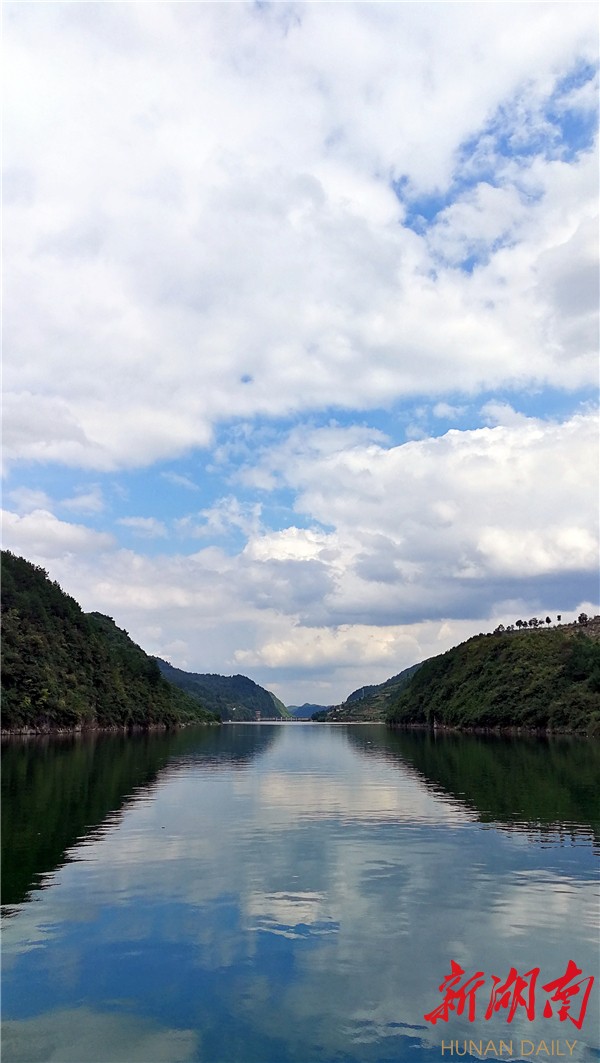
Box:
[2,724,598,1063]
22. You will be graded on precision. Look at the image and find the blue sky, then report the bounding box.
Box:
[3,2,599,704]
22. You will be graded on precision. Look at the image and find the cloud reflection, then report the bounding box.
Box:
[245,890,339,940]
[2,726,598,1062]
[2,1007,198,1063]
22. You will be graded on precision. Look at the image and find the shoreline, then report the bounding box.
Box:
[0,719,219,740]
[386,721,596,738]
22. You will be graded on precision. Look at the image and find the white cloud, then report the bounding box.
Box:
[231,408,599,632]
[432,403,466,421]
[3,4,598,470]
[1,1007,198,1063]
[234,622,423,675]
[176,498,263,540]
[160,472,199,491]
[1,509,114,559]
[61,485,104,514]
[480,401,532,427]
[5,484,104,518]
[427,182,527,266]
[6,409,596,702]
[243,526,328,565]
[2,392,105,470]
[476,525,597,578]
[6,487,53,514]
[117,517,168,539]
[534,214,599,358]
[3,5,599,701]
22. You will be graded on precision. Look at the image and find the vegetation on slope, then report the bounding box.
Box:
[1,552,219,732]
[312,664,422,722]
[155,658,291,720]
[387,626,600,735]
[288,703,331,719]
[344,727,600,843]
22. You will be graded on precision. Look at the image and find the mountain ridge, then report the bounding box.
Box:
[154,658,291,721]
[1,551,219,732]
[287,703,331,719]
[311,663,422,722]
[387,623,600,735]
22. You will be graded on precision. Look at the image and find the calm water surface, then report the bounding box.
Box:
[2,725,599,1063]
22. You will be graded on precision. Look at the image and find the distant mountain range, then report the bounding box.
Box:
[313,621,600,734]
[387,623,600,735]
[4,549,598,737]
[312,664,422,722]
[155,659,290,721]
[287,703,331,719]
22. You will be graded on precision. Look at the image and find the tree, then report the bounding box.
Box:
[529,618,539,628]
[557,615,561,624]
[578,613,589,625]
[516,620,523,630]
[545,617,551,626]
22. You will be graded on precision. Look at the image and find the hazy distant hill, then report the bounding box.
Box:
[155,659,291,721]
[387,625,600,735]
[287,703,330,719]
[312,664,422,722]
[1,551,218,732]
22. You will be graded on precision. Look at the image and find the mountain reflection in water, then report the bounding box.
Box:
[344,727,600,847]
[1,725,277,907]
[2,724,598,1063]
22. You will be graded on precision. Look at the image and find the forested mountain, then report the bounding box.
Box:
[155,659,291,720]
[312,664,421,722]
[288,703,331,719]
[387,624,600,735]
[1,552,219,732]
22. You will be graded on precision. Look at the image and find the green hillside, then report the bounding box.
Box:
[312,664,421,722]
[288,703,330,719]
[1,551,219,732]
[155,659,291,721]
[387,625,600,735]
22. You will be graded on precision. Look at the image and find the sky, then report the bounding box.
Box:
[3,1,599,706]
